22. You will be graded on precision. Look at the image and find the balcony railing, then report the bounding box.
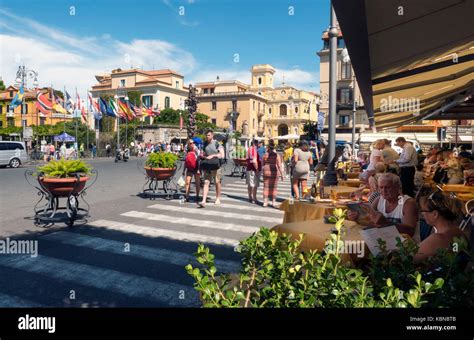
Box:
[198,91,250,97]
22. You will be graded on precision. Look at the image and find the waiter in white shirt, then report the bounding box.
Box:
[391,137,418,197]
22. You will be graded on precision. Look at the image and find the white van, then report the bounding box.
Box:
[0,141,29,168]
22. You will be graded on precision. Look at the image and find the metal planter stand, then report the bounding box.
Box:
[138,159,183,200]
[230,158,247,178]
[25,169,98,228]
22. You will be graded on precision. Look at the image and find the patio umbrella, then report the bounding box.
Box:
[54,132,75,142]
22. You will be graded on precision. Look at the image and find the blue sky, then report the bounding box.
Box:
[1,0,331,95]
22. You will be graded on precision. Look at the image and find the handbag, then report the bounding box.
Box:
[200,157,221,171]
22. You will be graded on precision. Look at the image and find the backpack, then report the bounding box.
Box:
[201,141,224,171]
[185,151,198,171]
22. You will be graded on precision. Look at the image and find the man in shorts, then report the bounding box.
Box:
[198,129,225,208]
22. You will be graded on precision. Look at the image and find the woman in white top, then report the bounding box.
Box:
[367,139,385,172]
[347,172,418,237]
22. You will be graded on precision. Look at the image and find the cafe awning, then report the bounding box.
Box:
[332,0,474,130]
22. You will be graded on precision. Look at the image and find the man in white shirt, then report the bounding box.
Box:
[392,137,418,197]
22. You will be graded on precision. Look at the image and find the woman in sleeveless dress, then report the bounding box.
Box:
[291,141,313,200]
[262,140,284,207]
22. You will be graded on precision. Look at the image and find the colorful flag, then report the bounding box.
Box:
[118,98,133,120]
[51,90,68,114]
[142,103,153,116]
[65,91,74,113]
[108,98,121,118]
[89,93,102,120]
[10,85,24,110]
[36,90,53,110]
[81,105,88,123]
[130,102,142,117]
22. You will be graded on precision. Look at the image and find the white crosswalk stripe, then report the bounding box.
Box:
[0,254,197,306]
[168,200,284,215]
[90,219,240,246]
[41,231,241,274]
[146,204,282,224]
[121,210,261,233]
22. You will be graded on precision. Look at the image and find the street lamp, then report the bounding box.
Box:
[323,3,339,186]
[14,65,39,146]
[114,94,120,149]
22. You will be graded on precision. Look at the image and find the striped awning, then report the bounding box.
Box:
[333,0,474,130]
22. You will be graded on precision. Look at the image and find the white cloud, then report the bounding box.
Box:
[274,68,319,91]
[0,8,197,96]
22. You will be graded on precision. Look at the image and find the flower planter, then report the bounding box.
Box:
[39,176,90,197]
[233,158,247,167]
[144,167,176,180]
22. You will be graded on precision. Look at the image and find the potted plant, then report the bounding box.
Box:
[144,152,179,180]
[36,159,93,197]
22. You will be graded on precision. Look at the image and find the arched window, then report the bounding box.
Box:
[258,77,262,85]
[164,97,170,109]
[295,106,298,114]
[279,104,287,116]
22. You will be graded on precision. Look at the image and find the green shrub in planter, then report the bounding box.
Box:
[186,209,450,308]
[145,152,179,169]
[37,159,92,178]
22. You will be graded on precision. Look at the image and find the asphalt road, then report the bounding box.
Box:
[0,157,300,307]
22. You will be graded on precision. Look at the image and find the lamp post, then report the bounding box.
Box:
[323,3,338,186]
[114,94,120,150]
[14,65,39,144]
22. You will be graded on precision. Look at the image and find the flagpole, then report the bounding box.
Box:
[86,94,89,154]
[115,88,120,151]
[75,87,78,156]
[63,86,68,132]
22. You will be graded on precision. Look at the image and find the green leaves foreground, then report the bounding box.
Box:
[186,226,473,308]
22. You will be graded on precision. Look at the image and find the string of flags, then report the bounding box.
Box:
[9,85,162,123]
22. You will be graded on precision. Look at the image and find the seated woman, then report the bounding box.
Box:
[367,162,386,204]
[415,191,467,263]
[347,173,418,237]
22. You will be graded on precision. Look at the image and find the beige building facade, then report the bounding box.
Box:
[90,68,188,116]
[196,64,319,140]
[317,28,370,132]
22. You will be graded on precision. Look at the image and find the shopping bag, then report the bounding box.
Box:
[177,176,186,187]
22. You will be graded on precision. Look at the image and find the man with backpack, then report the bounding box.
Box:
[246,139,261,204]
[183,139,200,202]
[198,129,225,208]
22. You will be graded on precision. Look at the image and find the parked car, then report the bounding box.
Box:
[0,141,29,168]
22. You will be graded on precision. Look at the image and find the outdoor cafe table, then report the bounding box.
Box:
[279,186,359,223]
[279,200,338,223]
[271,218,367,265]
[441,184,474,194]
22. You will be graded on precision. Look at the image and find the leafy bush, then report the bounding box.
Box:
[367,236,474,307]
[145,152,178,169]
[37,159,92,178]
[231,145,247,159]
[186,209,454,308]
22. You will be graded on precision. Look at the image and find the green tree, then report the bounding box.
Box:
[0,79,6,91]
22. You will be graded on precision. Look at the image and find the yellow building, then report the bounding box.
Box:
[195,79,267,137]
[90,68,188,116]
[195,64,319,140]
[0,86,73,129]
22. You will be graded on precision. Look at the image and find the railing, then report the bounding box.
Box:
[197,91,250,97]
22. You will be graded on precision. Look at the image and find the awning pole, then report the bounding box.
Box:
[455,120,459,149]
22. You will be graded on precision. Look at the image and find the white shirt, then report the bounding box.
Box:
[396,143,418,167]
[367,149,382,171]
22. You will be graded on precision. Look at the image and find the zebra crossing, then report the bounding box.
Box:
[0,175,292,307]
